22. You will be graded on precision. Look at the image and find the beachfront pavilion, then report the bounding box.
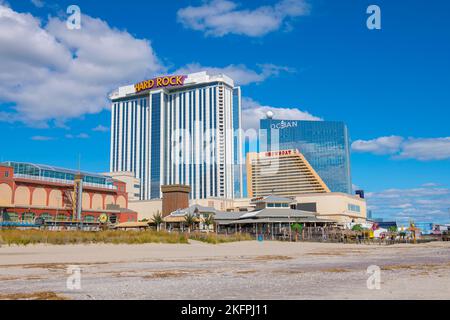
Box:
[163,204,217,232]
[214,195,335,238]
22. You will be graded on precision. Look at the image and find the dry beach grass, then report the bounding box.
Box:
[0,229,254,246]
[0,229,189,245]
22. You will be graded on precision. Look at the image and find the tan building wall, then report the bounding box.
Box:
[294,193,367,224]
[191,198,252,212]
[129,199,162,221]
[48,190,62,208]
[32,188,47,207]
[92,194,103,210]
[82,192,90,210]
[105,172,140,201]
[0,183,13,206]
[130,197,250,221]
[14,186,30,206]
[105,195,115,207]
[116,195,127,208]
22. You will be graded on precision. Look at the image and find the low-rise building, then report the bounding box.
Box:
[0,162,137,225]
[105,171,141,201]
[293,192,367,224]
[129,191,367,225]
[128,199,162,221]
[162,196,335,236]
[163,204,216,232]
[215,195,334,236]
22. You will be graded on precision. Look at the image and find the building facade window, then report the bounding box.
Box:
[261,120,352,194]
[40,213,54,221]
[151,92,162,199]
[22,212,35,221]
[348,204,361,212]
[84,215,95,223]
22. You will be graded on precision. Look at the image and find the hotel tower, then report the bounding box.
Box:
[260,119,352,194]
[109,72,243,200]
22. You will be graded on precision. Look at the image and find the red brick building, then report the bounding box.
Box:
[0,162,137,224]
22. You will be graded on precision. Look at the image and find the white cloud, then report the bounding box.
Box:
[242,97,322,130]
[0,5,164,126]
[366,184,450,224]
[65,133,89,139]
[31,135,54,141]
[352,136,450,161]
[30,0,44,8]
[351,136,404,155]
[177,0,310,37]
[77,133,89,139]
[396,137,450,161]
[92,125,109,132]
[421,182,441,187]
[389,203,413,209]
[175,63,294,86]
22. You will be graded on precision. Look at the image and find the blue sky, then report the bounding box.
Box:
[0,0,449,224]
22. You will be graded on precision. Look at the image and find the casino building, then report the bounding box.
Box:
[0,162,137,224]
[259,118,352,194]
[109,72,243,200]
[246,149,330,198]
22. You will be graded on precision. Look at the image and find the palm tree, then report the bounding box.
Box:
[151,211,164,232]
[291,222,303,241]
[203,213,214,233]
[352,224,363,232]
[388,226,398,233]
[184,213,196,233]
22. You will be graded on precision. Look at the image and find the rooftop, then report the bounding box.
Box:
[240,208,316,219]
[253,195,295,204]
[2,161,110,180]
[169,204,219,217]
[2,161,115,188]
[110,71,236,100]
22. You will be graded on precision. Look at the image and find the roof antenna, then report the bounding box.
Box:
[77,153,81,173]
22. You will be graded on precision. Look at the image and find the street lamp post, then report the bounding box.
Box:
[54,194,61,230]
[288,214,292,242]
[0,208,4,229]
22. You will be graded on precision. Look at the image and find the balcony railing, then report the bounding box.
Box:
[14,174,118,190]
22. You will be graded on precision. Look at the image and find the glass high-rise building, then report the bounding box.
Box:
[109,72,243,200]
[259,119,352,194]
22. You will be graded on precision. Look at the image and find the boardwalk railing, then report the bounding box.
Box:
[218,226,437,245]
